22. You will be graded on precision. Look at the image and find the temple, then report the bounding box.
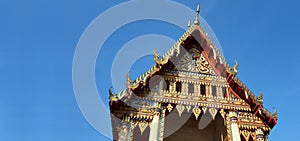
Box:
[109,4,277,141]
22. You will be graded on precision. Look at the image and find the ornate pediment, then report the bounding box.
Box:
[172,47,215,75]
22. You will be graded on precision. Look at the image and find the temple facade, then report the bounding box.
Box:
[109,5,277,141]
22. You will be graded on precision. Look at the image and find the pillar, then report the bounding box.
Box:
[118,118,131,141]
[206,84,211,97]
[181,82,188,94]
[159,79,164,93]
[228,111,241,141]
[169,81,176,92]
[149,109,161,141]
[195,83,200,96]
[158,109,166,141]
[217,86,223,98]
[216,85,220,98]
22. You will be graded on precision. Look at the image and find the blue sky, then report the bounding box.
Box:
[1,0,300,141]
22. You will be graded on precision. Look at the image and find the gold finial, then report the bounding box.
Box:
[126,72,132,83]
[257,91,263,104]
[233,60,238,74]
[194,4,200,25]
[109,87,113,96]
[273,107,277,119]
[108,87,118,101]
[188,20,191,28]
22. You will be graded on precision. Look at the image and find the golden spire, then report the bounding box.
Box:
[194,4,200,25]
[188,20,191,28]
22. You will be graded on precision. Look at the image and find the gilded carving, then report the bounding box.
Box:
[227,60,238,75]
[192,107,201,120]
[209,108,218,120]
[174,50,214,75]
[176,105,185,117]
[167,104,173,112]
[126,73,139,89]
[241,130,250,141]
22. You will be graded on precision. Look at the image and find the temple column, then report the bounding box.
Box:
[206,84,211,97]
[256,129,265,141]
[226,86,230,98]
[228,111,241,141]
[158,109,166,141]
[216,85,220,98]
[118,117,132,141]
[217,86,223,98]
[149,108,161,141]
[169,81,176,92]
[181,82,188,94]
[195,83,200,96]
[159,79,164,94]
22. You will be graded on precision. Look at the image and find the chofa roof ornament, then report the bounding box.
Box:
[227,60,238,76]
[257,91,264,104]
[126,73,139,89]
[109,87,118,102]
[153,49,168,66]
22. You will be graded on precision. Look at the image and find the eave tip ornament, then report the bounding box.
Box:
[193,4,200,25]
[257,91,263,104]
[126,73,139,89]
[227,60,238,76]
[273,107,278,119]
[109,87,118,102]
[153,49,168,66]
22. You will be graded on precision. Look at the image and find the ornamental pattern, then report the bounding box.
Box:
[174,50,214,75]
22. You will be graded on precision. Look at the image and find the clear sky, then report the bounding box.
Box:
[1,0,299,141]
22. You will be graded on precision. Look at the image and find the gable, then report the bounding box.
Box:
[114,24,277,129]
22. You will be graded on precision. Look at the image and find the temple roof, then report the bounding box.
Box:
[111,6,277,129]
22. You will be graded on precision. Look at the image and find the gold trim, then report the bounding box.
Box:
[192,107,201,120]
[227,60,238,76]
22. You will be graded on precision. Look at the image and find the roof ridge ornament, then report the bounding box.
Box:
[257,91,264,104]
[273,107,277,119]
[153,49,168,66]
[193,4,200,25]
[188,20,191,28]
[227,60,238,76]
[126,72,139,89]
[109,87,118,102]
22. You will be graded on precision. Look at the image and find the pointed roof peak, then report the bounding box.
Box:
[194,4,200,25]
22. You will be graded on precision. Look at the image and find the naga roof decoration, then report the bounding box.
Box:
[110,5,277,130]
